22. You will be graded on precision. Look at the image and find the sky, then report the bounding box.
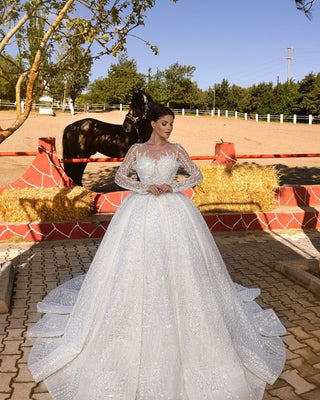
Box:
[90,0,320,90]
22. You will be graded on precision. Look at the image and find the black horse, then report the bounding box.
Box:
[63,90,153,186]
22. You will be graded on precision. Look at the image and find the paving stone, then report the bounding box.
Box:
[5,329,26,341]
[32,393,51,400]
[0,315,8,324]
[282,335,307,350]
[1,340,23,355]
[269,385,304,400]
[7,319,26,329]
[301,388,320,399]
[13,362,34,382]
[18,346,31,364]
[305,372,320,387]
[309,329,320,339]
[281,369,316,394]
[301,312,320,325]
[11,298,27,308]
[0,355,19,372]
[294,347,320,364]
[25,313,42,324]
[303,338,320,352]
[0,394,10,400]
[288,358,320,377]
[7,309,26,319]
[288,326,312,340]
[32,381,48,393]
[11,289,29,300]
[296,318,319,331]
[10,382,35,400]
[0,372,15,392]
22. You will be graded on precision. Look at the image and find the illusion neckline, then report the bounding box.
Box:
[136,152,179,163]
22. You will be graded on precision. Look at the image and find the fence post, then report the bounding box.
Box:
[103,104,106,111]
[255,114,258,122]
[218,109,220,117]
[235,111,238,119]
[120,104,123,112]
[280,114,283,124]
[211,109,214,117]
[244,113,247,120]
[196,109,199,116]
[182,108,185,116]
[225,110,228,118]
[309,115,312,125]
[69,101,74,115]
[293,114,297,124]
[267,114,270,123]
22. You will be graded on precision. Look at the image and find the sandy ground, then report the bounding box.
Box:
[0,109,319,190]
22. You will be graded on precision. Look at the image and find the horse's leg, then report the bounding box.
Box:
[64,162,87,186]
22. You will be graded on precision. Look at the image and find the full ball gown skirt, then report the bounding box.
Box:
[28,144,286,400]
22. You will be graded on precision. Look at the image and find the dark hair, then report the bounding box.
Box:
[149,104,175,122]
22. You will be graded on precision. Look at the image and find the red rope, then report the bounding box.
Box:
[61,153,320,163]
[0,151,38,156]
[0,152,320,162]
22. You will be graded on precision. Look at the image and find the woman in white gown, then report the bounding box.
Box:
[28,105,286,400]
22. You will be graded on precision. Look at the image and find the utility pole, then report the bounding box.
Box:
[283,47,295,83]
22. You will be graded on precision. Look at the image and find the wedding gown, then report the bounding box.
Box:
[28,143,286,400]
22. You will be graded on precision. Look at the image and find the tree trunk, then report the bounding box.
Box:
[0,0,75,144]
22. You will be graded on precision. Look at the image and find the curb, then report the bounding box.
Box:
[274,259,320,296]
[0,261,15,313]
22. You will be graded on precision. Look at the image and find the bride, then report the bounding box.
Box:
[28,105,286,399]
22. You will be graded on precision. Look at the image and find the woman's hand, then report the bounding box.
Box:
[159,184,173,194]
[147,184,173,196]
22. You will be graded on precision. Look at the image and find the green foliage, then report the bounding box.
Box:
[294,72,320,115]
[83,54,146,104]
[0,53,20,101]
[0,0,168,106]
[145,62,197,107]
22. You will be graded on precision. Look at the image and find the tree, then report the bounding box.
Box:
[241,82,275,114]
[0,54,19,102]
[295,0,316,18]
[155,62,196,107]
[214,79,230,110]
[273,81,299,115]
[46,38,93,106]
[0,0,179,143]
[293,72,320,115]
[104,55,146,104]
[80,54,146,105]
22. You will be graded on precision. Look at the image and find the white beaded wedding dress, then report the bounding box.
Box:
[28,143,286,400]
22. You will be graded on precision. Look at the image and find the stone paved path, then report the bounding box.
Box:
[0,229,320,400]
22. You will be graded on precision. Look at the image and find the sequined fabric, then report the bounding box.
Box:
[28,144,286,400]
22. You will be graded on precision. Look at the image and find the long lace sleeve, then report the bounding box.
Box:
[115,144,148,194]
[172,144,203,192]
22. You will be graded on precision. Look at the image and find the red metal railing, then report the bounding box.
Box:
[1,152,320,162]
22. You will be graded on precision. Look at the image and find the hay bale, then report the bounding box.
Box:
[193,164,279,213]
[0,187,92,222]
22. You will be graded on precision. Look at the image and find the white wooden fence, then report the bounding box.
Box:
[0,100,319,125]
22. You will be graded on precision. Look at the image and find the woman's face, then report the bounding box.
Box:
[151,114,174,140]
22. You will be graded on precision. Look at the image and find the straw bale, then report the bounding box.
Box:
[193,164,279,213]
[0,187,92,222]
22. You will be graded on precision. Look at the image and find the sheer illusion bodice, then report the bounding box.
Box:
[28,143,286,400]
[115,143,203,193]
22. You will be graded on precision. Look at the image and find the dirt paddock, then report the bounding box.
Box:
[0,110,319,191]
